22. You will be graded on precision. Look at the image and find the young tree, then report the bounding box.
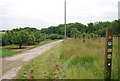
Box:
[82,33,86,42]
[89,33,94,40]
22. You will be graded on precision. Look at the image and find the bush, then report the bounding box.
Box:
[58,35,64,39]
[49,34,59,40]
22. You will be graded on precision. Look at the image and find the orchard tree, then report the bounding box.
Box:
[33,31,42,43]
[11,30,34,49]
[27,32,35,45]
[70,28,81,39]
[2,31,13,46]
[39,33,47,41]
[82,33,86,42]
[89,33,94,40]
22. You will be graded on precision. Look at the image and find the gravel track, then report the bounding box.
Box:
[0,40,63,80]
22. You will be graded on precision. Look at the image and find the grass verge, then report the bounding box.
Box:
[17,43,63,79]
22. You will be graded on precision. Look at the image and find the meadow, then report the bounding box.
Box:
[17,37,118,79]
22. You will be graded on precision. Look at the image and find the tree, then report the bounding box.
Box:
[11,30,34,49]
[82,33,86,42]
[1,32,13,46]
[111,20,119,36]
[87,22,94,34]
[89,33,94,39]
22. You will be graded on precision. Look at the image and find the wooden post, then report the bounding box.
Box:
[104,27,113,81]
[118,2,120,80]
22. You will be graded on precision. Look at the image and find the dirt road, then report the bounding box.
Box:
[0,40,63,80]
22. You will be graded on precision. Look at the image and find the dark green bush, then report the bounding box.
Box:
[58,35,64,39]
[49,34,59,40]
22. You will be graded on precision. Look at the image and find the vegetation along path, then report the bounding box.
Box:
[0,40,63,80]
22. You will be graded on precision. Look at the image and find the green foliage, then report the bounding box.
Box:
[34,32,47,43]
[11,30,34,48]
[111,20,119,35]
[2,19,119,46]
[58,35,64,39]
[1,27,48,47]
[40,20,119,38]
[82,33,86,38]
[89,33,94,38]
[49,34,59,40]
[1,32,12,46]
[46,34,63,40]
[118,34,120,37]
[2,27,64,47]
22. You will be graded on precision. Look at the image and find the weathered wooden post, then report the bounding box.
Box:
[118,33,120,81]
[104,27,113,81]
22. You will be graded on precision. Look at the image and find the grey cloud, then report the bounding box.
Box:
[0,0,118,30]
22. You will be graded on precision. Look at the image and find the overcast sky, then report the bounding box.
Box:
[0,0,119,30]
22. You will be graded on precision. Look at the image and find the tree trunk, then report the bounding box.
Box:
[83,37,85,42]
[75,36,76,40]
[19,44,22,49]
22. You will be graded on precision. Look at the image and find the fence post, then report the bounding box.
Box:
[104,27,113,81]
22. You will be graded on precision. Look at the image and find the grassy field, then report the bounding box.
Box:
[17,37,118,79]
[0,39,57,58]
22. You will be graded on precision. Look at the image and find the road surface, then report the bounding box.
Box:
[0,40,63,80]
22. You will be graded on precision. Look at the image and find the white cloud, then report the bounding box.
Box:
[0,0,119,30]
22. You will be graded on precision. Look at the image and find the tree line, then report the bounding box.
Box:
[1,27,63,48]
[41,20,119,37]
[1,19,119,48]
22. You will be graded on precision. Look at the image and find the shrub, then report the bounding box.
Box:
[49,34,59,40]
[58,35,64,39]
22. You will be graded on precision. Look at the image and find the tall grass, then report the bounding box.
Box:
[17,37,118,79]
[60,38,118,79]
[17,44,63,79]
